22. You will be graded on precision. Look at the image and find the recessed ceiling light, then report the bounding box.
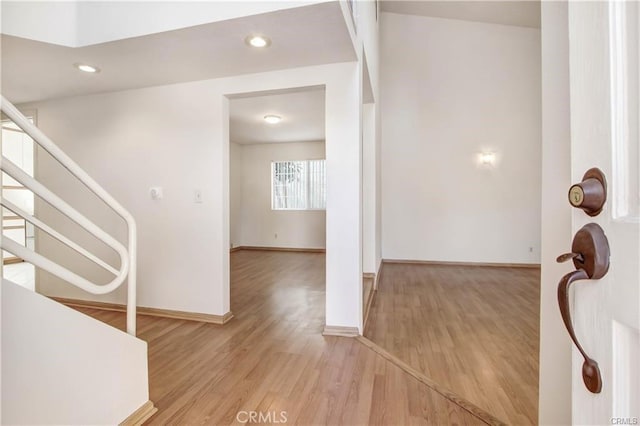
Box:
[264,115,282,124]
[245,35,271,48]
[74,63,100,73]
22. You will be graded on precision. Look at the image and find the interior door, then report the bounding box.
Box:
[568,1,639,424]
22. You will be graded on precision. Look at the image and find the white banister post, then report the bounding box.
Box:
[127,222,137,336]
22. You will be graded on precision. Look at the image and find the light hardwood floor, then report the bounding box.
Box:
[364,262,540,425]
[73,251,490,425]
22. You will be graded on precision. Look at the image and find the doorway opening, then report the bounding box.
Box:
[362,10,542,425]
[228,86,327,323]
[2,113,36,290]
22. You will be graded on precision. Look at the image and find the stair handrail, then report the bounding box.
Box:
[1,158,129,290]
[0,95,137,335]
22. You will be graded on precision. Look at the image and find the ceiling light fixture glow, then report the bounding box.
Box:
[264,115,282,124]
[245,35,271,48]
[74,63,100,73]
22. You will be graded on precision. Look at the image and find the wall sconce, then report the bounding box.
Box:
[479,152,496,167]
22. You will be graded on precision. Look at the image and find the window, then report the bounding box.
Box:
[272,160,326,210]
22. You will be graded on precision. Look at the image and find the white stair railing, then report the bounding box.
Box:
[0,95,137,335]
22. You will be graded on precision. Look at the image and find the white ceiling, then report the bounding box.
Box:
[381,1,541,29]
[230,87,325,145]
[1,2,354,104]
[1,1,328,47]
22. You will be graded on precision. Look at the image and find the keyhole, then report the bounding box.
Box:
[570,186,584,207]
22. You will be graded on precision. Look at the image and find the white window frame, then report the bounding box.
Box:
[271,159,326,211]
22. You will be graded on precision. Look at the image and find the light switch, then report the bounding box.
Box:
[194,189,203,203]
[150,187,163,200]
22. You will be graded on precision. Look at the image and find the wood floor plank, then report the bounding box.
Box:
[364,262,540,425]
[72,251,491,425]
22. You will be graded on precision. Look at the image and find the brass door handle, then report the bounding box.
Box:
[556,222,610,394]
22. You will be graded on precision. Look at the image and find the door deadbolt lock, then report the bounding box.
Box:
[568,168,607,216]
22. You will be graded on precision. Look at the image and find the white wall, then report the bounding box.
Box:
[29,81,224,314]
[362,103,376,273]
[375,96,382,271]
[24,61,361,330]
[538,2,572,424]
[230,142,243,248]
[380,12,542,264]
[335,0,381,325]
[353,0,382,276]
[231,141,326,249]
[2,279,149,425]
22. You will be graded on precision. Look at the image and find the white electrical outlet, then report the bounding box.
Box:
[194,189,203,203]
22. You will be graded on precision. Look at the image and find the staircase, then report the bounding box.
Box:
[1,95,152,424]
